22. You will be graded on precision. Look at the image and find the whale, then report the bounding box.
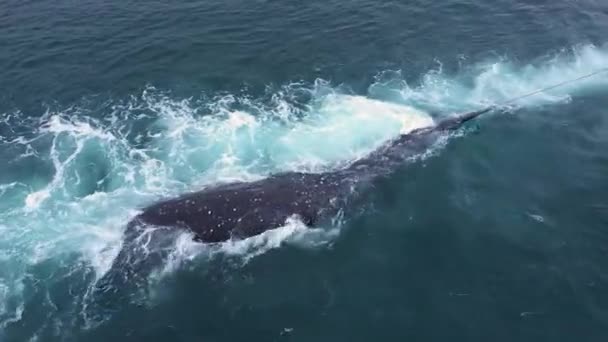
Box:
[127,106,493,242]
[96,105,494,295]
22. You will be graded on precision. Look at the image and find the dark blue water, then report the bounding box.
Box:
[1,1,608,341]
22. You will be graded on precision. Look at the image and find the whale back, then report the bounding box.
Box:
[134,171,352,242]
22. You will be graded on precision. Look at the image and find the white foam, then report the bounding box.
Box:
[41,115,115,141]
[24,189,50,210]
[214,216,316,261]
[371,44,608,113]
[324,94,434,134]
[157,215,340,279]
[80,217,133,280]
[2,44,608,330]
[270,94,434,172]
[0,278,25,329]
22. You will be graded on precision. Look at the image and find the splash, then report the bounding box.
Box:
[1,44,608,334]
[369,44,608,113]
[158,215,341,279]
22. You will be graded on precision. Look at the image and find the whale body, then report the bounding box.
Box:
[97,106,493,294]
[126,106,492,242]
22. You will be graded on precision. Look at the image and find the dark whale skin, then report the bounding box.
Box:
[131,171,354,243]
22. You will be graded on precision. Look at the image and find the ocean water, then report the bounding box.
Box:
[1,0,608,341]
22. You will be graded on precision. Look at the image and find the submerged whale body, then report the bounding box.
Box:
[97,105,493,294]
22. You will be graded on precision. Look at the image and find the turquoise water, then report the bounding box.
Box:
[1,1,608,341]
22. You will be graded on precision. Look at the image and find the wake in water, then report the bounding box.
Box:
[1,44,607,334]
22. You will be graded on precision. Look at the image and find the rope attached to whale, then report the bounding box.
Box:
[467,67,608,118]
[500,67,608,106]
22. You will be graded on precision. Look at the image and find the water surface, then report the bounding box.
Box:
[1,1,608,341]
